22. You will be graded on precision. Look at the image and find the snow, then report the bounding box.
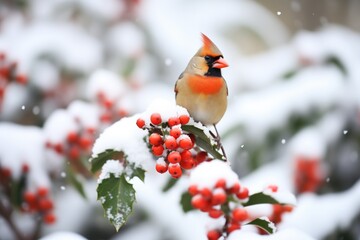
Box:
[106,22,145,57]
[67,100,99,130]
[98,160,124,184]
[43,109,78,143]
[263,188,296,206]
[288,128,325,159]
[140,99,190,124]
[0,21,102,74]
[0,123,50,189]
[86,69,127,102]
[91,115,151,170]
[40,232,87,240]
[280,179,360,239]
[228,228,316,240]
[190,160,239,189]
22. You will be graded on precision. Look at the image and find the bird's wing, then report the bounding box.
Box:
[174,72,184,97]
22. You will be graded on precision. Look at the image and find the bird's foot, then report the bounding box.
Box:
[211,125,227,161]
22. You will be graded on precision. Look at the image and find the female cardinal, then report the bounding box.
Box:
[175,33,228,136]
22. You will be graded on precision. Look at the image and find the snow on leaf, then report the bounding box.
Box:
[246,217,277,234]
[126,162,145,182]
[90,149,124,173]
[243,192,279,207]
[97,173,136,231]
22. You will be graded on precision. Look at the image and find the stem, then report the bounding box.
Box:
[0,199,25,240]
[212,124,228,161]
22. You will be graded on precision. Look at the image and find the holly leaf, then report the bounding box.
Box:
[246,217,276,234]
[181,125,224,160]
[127,162,145,182]
[180,192,194,212]
[162,177,178,192]
[243,192,279,207]
[90,150,124,173]
[67,168,86,199]
[97,173,136,231]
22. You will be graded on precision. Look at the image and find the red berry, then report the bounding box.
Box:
[215,178,226,189]
[152,145,164,156]
[54,143,64,154]
[179,115,190,125]
[180,157,195,170]
[100,112,112,123]
[164,136,178,150]
[168,163,182,178]
[102,99,113,109]
[79,137,92,150]
[86,127,96,134]
[0,167,11,178]
[227,222,241,233]
[207,230,221,240]
[38,198,54,211]
[155,162,168,174]
[232,208,248,222]
[149,133,163,146]
[208,208,223,219]
[136,118,146,128]
[188,185,198,196]
[200,187,212,199]
[21,163,30,173]
[168,117,180,127]
[236,187,249,200]
[43,212,56,224]
[117,108,128,118]
[150,113,162,125]
[23,191,36,204]
[211,189,227,205]
[15,74,27,85]
[37,187,49,197]
[268,184,278,192]
[196,151,208,163]
[167,151,181,164]
[169,127,182,139]
[179,136,193,150]
[191,194,208,210]
[68,146,80,160]
[229,182,241,194]
[180,150,192,160]
[66,131,78,143]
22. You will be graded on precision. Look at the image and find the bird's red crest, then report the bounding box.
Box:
[200,33,221,57]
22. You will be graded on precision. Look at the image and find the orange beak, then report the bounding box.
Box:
[212,58,229,69]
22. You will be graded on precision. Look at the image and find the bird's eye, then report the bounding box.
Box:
[204,55,211,61]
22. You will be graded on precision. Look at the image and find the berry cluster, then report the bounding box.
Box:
[294,156,322,194]
[258,185,293,234]
[0,52,27,108]
[0,164,56,225]
[96,91,129,124]
[137,112,211,178]
[23,187,56,224]
[188,179,250,239]
[46,129,94,161]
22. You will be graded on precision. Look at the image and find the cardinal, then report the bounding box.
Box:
[175,33,228,158]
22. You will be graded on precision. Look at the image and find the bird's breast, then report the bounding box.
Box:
[188,75,224,94]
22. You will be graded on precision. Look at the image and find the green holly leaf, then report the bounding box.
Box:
[127,162,145,182]
[162,177,178,192]
[243,192,279,207]
[246,217,276,234]
[97,173,136,231]
[67,168,86,199]
[181,125,224,160]
[180,191,194,212]
[90,150,124,173]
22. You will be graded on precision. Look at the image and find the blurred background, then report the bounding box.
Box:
[1,0,360,239]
